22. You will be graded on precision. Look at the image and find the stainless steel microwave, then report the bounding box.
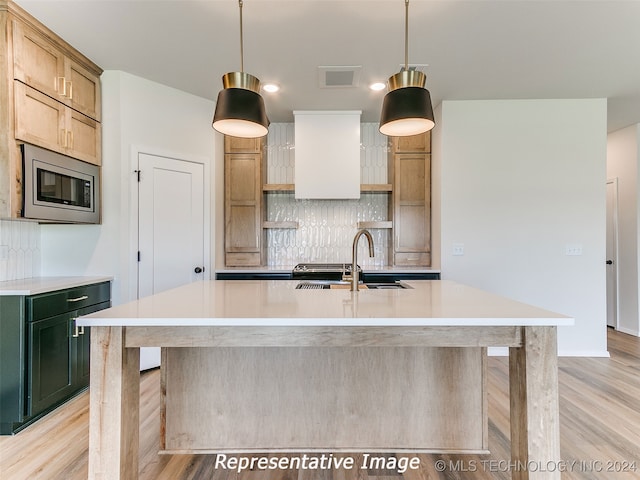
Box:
[22,144,100,224]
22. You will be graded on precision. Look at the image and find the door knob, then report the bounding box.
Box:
[606,260,613,265]
[194,267,204,273]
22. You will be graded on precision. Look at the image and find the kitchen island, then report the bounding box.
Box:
[77,280,572,479]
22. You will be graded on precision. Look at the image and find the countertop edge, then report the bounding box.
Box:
[0,276,113,296]
[76,317,574,327]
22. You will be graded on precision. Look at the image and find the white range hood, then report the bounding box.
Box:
[294,110,361,199]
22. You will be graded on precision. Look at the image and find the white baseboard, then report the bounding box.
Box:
[488,347,508,356]
[488,347,611,358]
[557,350,610,358]
[616,326,640,337]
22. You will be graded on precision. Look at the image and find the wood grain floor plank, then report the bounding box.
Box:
[1,328,638,479]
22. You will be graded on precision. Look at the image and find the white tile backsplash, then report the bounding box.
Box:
[0,219,41,281]
[265,123,391,266]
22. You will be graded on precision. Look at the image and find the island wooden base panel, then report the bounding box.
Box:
[82,325,562,479]
[1,330,639,479]
[162,346,486,452]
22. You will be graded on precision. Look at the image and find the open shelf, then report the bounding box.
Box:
[263,184,393,193]
[357,221,393,229]
[263,184,294,192]
[360,184,393,192]
[263,221,299,229]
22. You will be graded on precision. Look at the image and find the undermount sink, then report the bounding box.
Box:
[365,282,412,289]
[295,281,411,290]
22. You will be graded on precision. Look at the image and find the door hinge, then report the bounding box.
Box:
[134,170,141,182]
[137,251,141,262]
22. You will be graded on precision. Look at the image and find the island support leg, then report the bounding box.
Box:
[509,326,561,480]
[88,326,140,480]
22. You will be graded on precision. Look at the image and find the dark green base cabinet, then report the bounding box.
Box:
[0,281,110,435]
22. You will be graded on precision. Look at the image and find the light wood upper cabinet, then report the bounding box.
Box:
[11,19,64,97]
[14,82,65,153]
[390,131,431,153]
[0,0,103,218]
[66,59,101,121]
[12,20,101,121]
[224,135,263,154]
[67,107,101,165]
[14,81,101,165]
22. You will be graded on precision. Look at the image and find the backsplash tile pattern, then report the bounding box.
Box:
[265,123,390,267]
[0,219,41,281]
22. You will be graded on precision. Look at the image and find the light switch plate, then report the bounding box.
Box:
[565,244,583,256]
[452,243,465,256]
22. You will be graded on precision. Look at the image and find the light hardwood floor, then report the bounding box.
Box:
[1,328,638,479]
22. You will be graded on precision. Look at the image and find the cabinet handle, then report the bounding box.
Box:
[67,130,73,149]
[71,318,85,337]
[57,76,67,96]
[61,129,67,148]
[72,325,85,337]
[67,295,89,302]
[67,80,73,100]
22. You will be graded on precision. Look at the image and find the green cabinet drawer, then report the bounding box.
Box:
[26,282,111,321]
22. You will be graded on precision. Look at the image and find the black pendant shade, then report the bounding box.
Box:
[211,1,269,138]
[378,0,436,137]
[213,86,269,138]
[379,86,435,137]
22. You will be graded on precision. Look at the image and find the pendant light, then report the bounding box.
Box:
[212,0,269,138]
[379,0,435,137]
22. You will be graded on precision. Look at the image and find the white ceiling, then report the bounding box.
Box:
[15,0,640,131]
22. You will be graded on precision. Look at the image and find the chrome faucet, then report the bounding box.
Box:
[345,229,375,291]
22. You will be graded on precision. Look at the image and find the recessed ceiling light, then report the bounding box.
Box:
[370,82,386,91]
[263,83,280,93]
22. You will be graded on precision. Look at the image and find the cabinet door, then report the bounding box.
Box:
[66,108,101,165]
[224,136,263,154]
[75,324,91,388]
[27,313,74,417]
[225,153,262,265]
[14,82,66,154]
[12,20,65,100]
[74,301,111,388]
[393,153,431,266]
[390,131,431,153]
[66,59,101,121]
[12,20,101,122]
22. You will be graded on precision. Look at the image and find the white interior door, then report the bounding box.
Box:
[137,153,206,368]
[606,179,618,329]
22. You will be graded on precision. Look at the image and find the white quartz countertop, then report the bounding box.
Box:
[77,280,572,328]
[0,276,113,296]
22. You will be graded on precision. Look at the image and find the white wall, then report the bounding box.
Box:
[434,99,608,356]
[607,124,640,336]
[41,71,217,305]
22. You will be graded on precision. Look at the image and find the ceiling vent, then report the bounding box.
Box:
[318,66,362,88]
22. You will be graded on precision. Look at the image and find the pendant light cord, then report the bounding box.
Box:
[239,0,244,72]
[404,0,409,71]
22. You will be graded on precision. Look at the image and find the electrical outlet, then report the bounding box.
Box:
[0,245,8,260]
[565,244,583,256]
[452,243,465,256]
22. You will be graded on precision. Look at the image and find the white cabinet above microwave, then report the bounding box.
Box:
[294,111,361,199]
